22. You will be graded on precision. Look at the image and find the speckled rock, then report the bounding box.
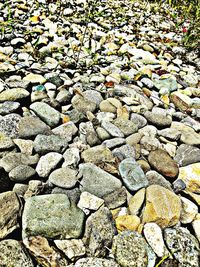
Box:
[113,118,138,136]
[0,113,21,138]
[81,145,115,164]
[9,165,36,182]
[0,101,20,115]
[49,167,78,189]
[0,88,29,102]
[74,257,119,267]
[0,132,14,150]
[180,196,198,224]
[174,144,200,167]
[115,215,140,232]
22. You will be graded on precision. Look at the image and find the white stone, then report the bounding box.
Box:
[180,197,198,224]
[78,192,104,214]
[54,239,85,260]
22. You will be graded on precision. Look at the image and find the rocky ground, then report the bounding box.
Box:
[0,0,200,266]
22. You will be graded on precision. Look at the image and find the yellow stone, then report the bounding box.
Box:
[128,188,145,216]
[178,163,200,193]
[142,185,181,228]
[115,215,140,232]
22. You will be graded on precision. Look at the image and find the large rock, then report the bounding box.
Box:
[148,149,179,178]
[83,207,116,257]
[174,144,200,167]
[0,113,21,137]
[0,239,34,267]
[142,185,181,228]
[164,227,200,267]
[22,194,85,239]
[79,163,122,198]
[49,167,78,189]
[9,165,36,182]
[0,88,29,102]
[0,191,21,238]
[144,110,172,127]
[81,145,115,164]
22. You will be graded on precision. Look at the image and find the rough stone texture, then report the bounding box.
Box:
[180,196,198,224]
[0,239,34,267]
[74,258,120,267]
[72,94,97,114]
[22,194,85,239]
[52,121,78,141]
[54,239,85,260]
[113,118,138,136]
[148,149,179,178]
[0,132,14,150]
[103,187,127,209]
[164,227,200,267]
[49,167,78,189]
[142,185,181,228]
[9,165,36,182]
[112,231,148,267]
[81,145,115,164]
[119,158,149,191]
[128,188,146,215]
[13,139,34,155]
[0,101,20,115]
[146,170,172,191]
[115,215,140,232]
[78,192,104,214]
[112,144,135,160]
[144,110,172,127]
[101,121,124,138]
[174,144,200,167]
[0,88,29,101]
[79,163,122,198]
[83,207,116,257]
[0,191,21,238]
[0,113,21,138]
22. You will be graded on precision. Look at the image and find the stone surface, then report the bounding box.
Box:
[0,132,14,150]
[74,258,119,267]
[0,88,29,102]
[9,165,36,182]
[52,121,78,141]
[83,207,116,257]
[78,192,104,213]
[146,170,172,190]
[128,188,146,215]
[142,185,181,228]
[103,187,127,209]
[54,239,85,260]
[0,191,21,238]
[0,113,21,138]
[101,121,124,138]
[81,145,115,164]
[113,118,138,136]
[22,194,84,239]
[144,110,172,127]
[79,163,122,198]
[180,196,198,224]
[119,158,148,191]
[148,149,179,178]
[0,101,20,115]
[192,214,200,243]
[0,239,34,267]
[115,215,140,232]
[174,144,200,167]
[49,167,78,189]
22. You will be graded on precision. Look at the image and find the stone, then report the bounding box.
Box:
[44,73,63,87]
[180,197,198,224]
[100,98,122,113]
[0,132,14,150]
[192,214,200,243]
[30,102,60,127]
[36,152,63,177]
[0,113,21,138]
[126,132,143,146]
[51,187,81,204]
[78,192,104,214]
[74,258,119,267]
[148,149,179,178]
[143,223,168,257]
[9,165,36,182]
[101,121,124,138]
[170,91,192,111]
[79,163,122,198]
[113,118,138,136]
[112,144,135,160]
[52,121,78,141]
[119,158,148,191]
[18,116,51,138]
[81,145,115,164]
[0,88,29,102]
[115,215,140,232]
[0,101,20,115]
[0,191,21,238]
[103,138,126,149]
[54,239,85,260]
[63,147,80,167]
[164,227,200,267]
[13,139,34,155]
[146,171,172,190]
[130,113,147,129]
[142,185,181,228]
[144,111,172,127]
[72,94,97,114]
[172,179,186,193]
[96,127,111,140]
[174,144,200,167]
[23,236,68,266]
[22,194,84,239]
[49,167,78,189]
[103,187,127,209]
[0,239,34,267]
[128,188,145,215]
[83,207,116,257]
[177,163,200,193]
[140,135,161,151]
[23,73,46,84]
[112,231,148,267]
[13,183,28,197]
[137,159,151,173]
[158,128,181,141]
[34,134,68,154]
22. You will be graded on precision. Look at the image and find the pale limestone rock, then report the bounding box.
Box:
[180,197,198,224]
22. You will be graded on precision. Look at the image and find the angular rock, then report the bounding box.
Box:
[112,144,135,160]
[79,163,122,198]
[174,144,200,167]
[78,192,104,214]
[115,215,140,232]
[113,118,138,136]
[49,167,78,189]
[146,170,172,191]
[72,94,97,114]
[83,207,116,257]
[81,145,115,164]
[13,139,34,155]
[148,149,179,178]
[22,194,84,239]
[128,188,145,216]
[103,187,127,209]
[101,121,124,138]
[0,113,21,138]
[0,88,29,102]
[180,196,198,224]
[63,147,80,167]
[119,158,148,191]
[0,132,14,150]
[142,185,181,228]
[9,165,36,182]
[103,138,126,149]
[54,239,85,260]
[52,121,78,141]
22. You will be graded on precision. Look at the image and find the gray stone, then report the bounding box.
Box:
[49,167,78,189]
[112,144,135,160]
[52,121,78,141]
[34,134,68,154]
[158,128,181,141]
[9,165,36,182]
[78,192,104,214]
[7,80,30,89]
[0,113,21,138]
[30,102,60,127]
[0,191,21,238]
[101,121,124,138]
[63,147,80,167]
[174,144,200,167]
[103,187,127,209]
[113,118,138,136]
[51,187,81,204]
[0,101,20,115]
[146,171,172,191]
[83,207,116,257]
[103,138,125,149]
[44,73,63,87]
[11,37,26,46]
[81,145,115,164]
[36,152,63,178]
[172,179,186,193]
[72,94,97,114]
[22,194,85,239]
[0,239,34,267]
[0,88,29,102]
[119,158,149,191]
[79,163,122,198]
[130,113,147,128]
[18,116,51,138]
[74,258,119,267]
[65,109,85,124]
[112,231,148,267]
[144,110,172,127]
[164,227,200,267]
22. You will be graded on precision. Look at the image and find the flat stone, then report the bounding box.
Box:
[0,132,14,150]
[74,258,119,267]
[128,188,146,216]
[30,102,60,127]
[103,187,127,209]
[112,231,148,267]
[54,239,85,260]
[23,73,46,84]
[174,144,200,167]
[0,101,20,115]
[71,94,97,114]
[83,207,116,257]
[78,192,104,214]
[81,145,115,164]
[34,134,68,154]
[9,165,36,182]
[13,139,34,155]
[52,121,78,141]
[177,163,200,193]
[36,152,63,177]
[79,163,122,198]
[180,197,198,224]
[22,194,84,239]
[113,118,138,136]
[115,215,140,232]
[112,144,135,160]
[100,98,122,113]
[130,113,147,128]
[0,113,21,138]
[142,185,181,228]
[146,171,172,191]
[164,227,200,267]
[63,147,80,167]
[49,167,78,189]
[18,116,51,138]
[0,239,34,267]
[0,191,21,238]
[101,121,124,138]
[144,111,172,128]
[0,88,29,102]
[119,158,148,191]
[148,149,179,178]
[103,138,126,149]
